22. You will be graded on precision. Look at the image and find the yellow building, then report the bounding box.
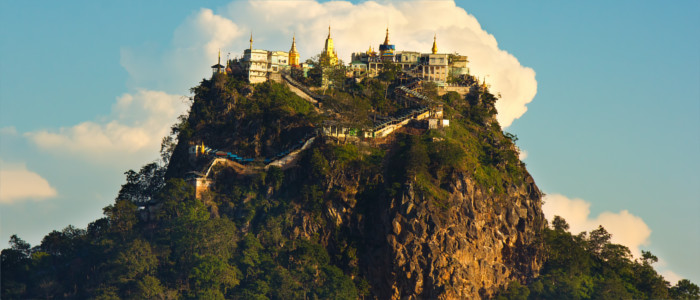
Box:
[320,26,338,66]
[289,35,300,67]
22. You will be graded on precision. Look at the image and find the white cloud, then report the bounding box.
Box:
[25,90,188,167]
[0,160,57,204]
[661,269,683,285]
[122,0,537,127]
[518,149,528,160]
[542,193,651,257]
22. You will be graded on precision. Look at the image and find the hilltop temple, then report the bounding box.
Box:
[319,26,339,67]
[220,27,470,88]
[350,29,469,86]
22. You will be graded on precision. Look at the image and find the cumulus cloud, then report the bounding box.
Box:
[0,160,57,204]
[25,90,188,166]
[518,149,528,160]
[123,0,537,127]
[542,193,651,257]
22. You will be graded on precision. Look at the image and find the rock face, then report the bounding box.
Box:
[306,170,545,299]
[363,173,545,299]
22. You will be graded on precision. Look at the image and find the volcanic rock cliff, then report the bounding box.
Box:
[366,174,543,299]
[164,72,546,299]
[273,152,545,299]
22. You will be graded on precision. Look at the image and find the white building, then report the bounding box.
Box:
[241,34,292,84]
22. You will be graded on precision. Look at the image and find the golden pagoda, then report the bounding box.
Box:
[432,34,438,54]
[379,28,395,60]
[289,34,300,67]
[320,26,338,66]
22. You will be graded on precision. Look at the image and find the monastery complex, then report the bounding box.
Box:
[196,27,480,199]
[215,27,471,88]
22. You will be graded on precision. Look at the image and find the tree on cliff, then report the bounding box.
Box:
[497,215,699,300]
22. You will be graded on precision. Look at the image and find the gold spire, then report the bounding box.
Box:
[321,26,338,66]
[290,34,298,52]
[289,34,300,66]
[383,27,390,45]
[431,34,438,54]
[218,49,221,65]
[249,32,253,50]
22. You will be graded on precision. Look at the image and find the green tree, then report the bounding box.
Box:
[1,235,33,297]
[495,280,530,300]
[117,162,166,205]
[551,215,569,231]
[189,254,240,297]
[103,199,138,239]
[587,225,611,255]
[134,275,165,299]
[671,279,700,299]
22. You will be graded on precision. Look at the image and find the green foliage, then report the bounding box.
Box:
[310,148,330,179]
[117,162,166,205]
[332,144,360,166]
[495,215,697,300]
[5,67,698,300]
[495,281,530,300]
[671,279,700,299]
[441,91,462,106]
[378,61,401,83]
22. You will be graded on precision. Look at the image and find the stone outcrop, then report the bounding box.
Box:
[290,166,545,299]
[372,174,545,299]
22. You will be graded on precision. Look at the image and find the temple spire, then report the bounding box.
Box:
[432,34,438,54]
[249,32,253,50]
[384,27,390,45]
[288,33,300,67]
[328,25,331,38]
[290,34,297,52]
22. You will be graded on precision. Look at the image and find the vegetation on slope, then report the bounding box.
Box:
[496,217,699,299]
[2,68,697,299]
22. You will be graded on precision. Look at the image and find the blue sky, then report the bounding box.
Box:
[1,0,698,284]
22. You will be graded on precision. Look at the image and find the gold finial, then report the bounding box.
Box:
[384,27,390,45]
[218,49,221,64]
[432,34,438,54]
[249,32,253,50]
[328,25,331,38]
